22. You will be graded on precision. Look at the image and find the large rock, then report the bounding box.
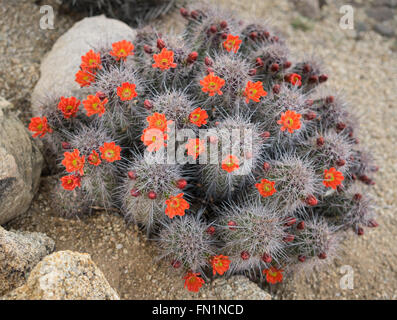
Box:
[0,97,43,224]
[31,15,136,115]
[203,276,272,300]
[0,226,55,296]
[3,251,120,300]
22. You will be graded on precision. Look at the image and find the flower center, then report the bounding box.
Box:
[263,183,272,191]
[161,58,169,66]
[105,150,114,158]
[123,89,131,97]
[118,49,126,55]
[325,173,334,181]
[286,117,293,127]
[209,82,216,90]
[37,123,43,130]
[66,105,73,111]
[249,89,257,96]
[92,102,98,110]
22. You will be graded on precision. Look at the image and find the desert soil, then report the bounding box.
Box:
[1,0,396,299]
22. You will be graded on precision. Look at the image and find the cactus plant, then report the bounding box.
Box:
[28,4,378,292]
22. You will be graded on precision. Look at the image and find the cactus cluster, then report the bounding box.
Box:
[29,4,378,292]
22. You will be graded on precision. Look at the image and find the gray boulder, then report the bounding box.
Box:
[0,97,43,225]
[31,15,137,115]
[3,250,120,300]
[0,226,55,296]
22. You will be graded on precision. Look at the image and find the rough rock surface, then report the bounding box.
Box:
[31,15,136,115]
[202,276,272,300]
[0,97,43,224]
[3,250,120,300]
[0,226,55,296]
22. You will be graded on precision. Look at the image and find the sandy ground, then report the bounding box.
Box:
[1,0,396,299]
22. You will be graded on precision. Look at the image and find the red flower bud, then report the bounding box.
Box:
[249,32,258,40]
[148,191,157,199]
[297,221,305,230]
[272,84,281,94]
[353,193,362,202]
[204,57,213,66]
[180,7,189,18]
[318,252,327,259]
[143,45,153,54]
[283,234,295,242]
[308,75,318,84]
[336,159,346,167]
[128,171,137,180]
[260,131,271,140]
[221,33,228,39]
[190,10,199,20]
[248,68,257,76]
[209,25,218,33]
[368,219,378,228]
[263,162,271,171]
[303,64,311,73]
[298,255,306,262]
[206,226,216,235]
[352,174,357,181]
[256,57,264,67]
[144,99,153,110]
[176,179,187,189]
[171,260,181,268]
[206,67,214,74]
[336,122,346,131]
[283,61,292,69]
[62,142,71,149]
[241,251,250,260]
[262,253,272,264]
[356,227,364,236]
[285,217,297,226]
[271,36,279,42]
[303,111,316,120]
[316,137,325,147]
[220,20,228,29]
[319,74,328,83]
[325,96,335,104]
[228,221,237,230]
[305,195,318,206]
[95,91,107,100]
[187,51,198,63]
[263,31,270,38]
[157,39,165,50]
[270,63,279,72]
[130,188,140,197]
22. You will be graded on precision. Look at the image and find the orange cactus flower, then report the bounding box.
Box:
[243,81,268,103]
[183,272,204,293]
[200,72,225,96]
[58,96,81,119]
[109,40,135,61]
[223,34,242,53]
[141,128,167,152]
[189,107,208,127]
[75,69,95,87]
[185,138,205,160]
[117,82,137,101]
[88,150,101,166]
[99,142,121,163]
[255,178,277,198]
[83,94,108,117]
[263,267,283,284]
[211,255,231,276]
[28,116,52,138]
[152,48,177,70]
[165,193,190,219]
[323,167,344,189]
[62,149,85,176]
[287,73,302,86]
[80,50,101,71]
[146,113,171,132]
[221,155,240,173]
[60,175,81,191]
[277,110,302,133]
